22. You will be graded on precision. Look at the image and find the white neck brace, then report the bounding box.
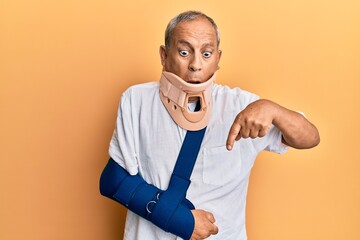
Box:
[159,71,216,130]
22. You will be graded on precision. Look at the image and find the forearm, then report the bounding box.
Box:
[272,102,320,149]
[99,158,195,239]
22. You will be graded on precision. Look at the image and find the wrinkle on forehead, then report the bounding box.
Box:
[171,18,217,48]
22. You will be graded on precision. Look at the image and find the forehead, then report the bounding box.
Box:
[171,18,217,47]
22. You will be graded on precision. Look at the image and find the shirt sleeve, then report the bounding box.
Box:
[262,111,307,154]
[109,89,139,175]
[263,125,289,154]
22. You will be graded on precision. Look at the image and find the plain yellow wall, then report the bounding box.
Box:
[1,0,359,239]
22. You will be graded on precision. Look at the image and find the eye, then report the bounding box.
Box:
[179,50,189,57]
[203,51,212,58]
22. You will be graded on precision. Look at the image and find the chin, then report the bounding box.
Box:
[184,76,204,83]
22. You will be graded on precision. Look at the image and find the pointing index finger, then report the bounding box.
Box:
[226,123,241,151]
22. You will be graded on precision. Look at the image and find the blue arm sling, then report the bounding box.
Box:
[100,127,206,239]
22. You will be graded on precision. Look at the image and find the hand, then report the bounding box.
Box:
[226,99,277,150]
[190,209,219,240]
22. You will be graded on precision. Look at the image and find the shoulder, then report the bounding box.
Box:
[121,82,159,101]
[123,82,159,95]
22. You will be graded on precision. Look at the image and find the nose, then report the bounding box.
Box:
[188,54,202,72]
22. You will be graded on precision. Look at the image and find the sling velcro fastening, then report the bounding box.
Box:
[100,127,206,240]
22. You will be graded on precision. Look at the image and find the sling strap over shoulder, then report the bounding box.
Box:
[149,127,207,232]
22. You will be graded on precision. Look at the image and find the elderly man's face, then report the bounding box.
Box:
[160,17,221,83]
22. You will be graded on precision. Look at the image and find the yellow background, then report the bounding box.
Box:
[1,0,359,239]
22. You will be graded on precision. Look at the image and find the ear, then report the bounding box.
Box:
[217,49,222,62]
[159,45,167,67]
[217,49,222,69]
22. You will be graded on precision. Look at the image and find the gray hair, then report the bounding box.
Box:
[164,11,220,50]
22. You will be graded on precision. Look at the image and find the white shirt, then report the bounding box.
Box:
[109,82,288,240]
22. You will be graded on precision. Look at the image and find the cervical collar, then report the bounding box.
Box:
[159,71,216,131]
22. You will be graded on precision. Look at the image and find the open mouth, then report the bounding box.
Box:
[187,80,202,84]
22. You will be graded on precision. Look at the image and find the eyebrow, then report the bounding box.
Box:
[177,40,192,49]
[177,40,215,49]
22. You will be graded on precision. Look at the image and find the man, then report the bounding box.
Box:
[100,11,320,240]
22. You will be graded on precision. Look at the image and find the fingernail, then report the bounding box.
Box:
[227,145,232,151]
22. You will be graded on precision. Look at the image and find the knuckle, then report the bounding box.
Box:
[235,113,243,121]
[258,131,267,137]
[229,126,240,138]
[240,129,249,138]
[229,128,238,135]
[250,133,258,138]
[200,230,210,238]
